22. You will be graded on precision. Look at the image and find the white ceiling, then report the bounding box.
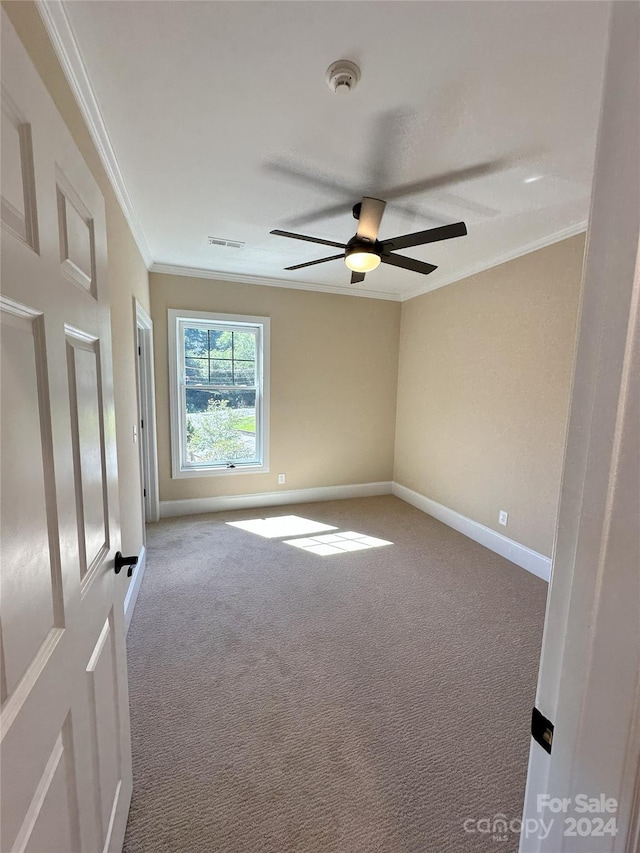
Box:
[57,0,610,300]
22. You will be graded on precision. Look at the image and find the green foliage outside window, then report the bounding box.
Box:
[186,399,253,463]
[181,324,260,466]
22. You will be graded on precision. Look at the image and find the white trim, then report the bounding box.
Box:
[168,309,270,479]
[401,221,588,302]
[391,482,551,581]
[150,262,402,302]
[35,0,153,268]
[124,545,146,632]
[135,300,160,522]
[159,481,392,518]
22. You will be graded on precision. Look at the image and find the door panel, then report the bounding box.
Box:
[56,168,96,296]
[0,305,63,701]
[0,88,38,250]
[1,10,133,853]
[66,330,109,580]
[86,612,123,849]
[14,720,81,853]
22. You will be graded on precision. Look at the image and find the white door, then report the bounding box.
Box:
[1,10,133,853]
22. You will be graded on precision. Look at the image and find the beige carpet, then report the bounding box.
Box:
[124,496,547,853]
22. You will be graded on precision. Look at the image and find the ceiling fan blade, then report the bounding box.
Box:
[284,201,355,228]
[383,159,507,202]
[287,199,449,230]
[381,221,467,252]
[266,160,360,227]
[381,254,437,276]
[269,152,507,228]
[285,253,344,271]
[351,271,366,284]
[356,197,387,242]
[265,158,359,199]
[271,229,346,249]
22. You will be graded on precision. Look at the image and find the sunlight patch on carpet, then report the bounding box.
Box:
[226,515,337,538]
[284,531,393,556]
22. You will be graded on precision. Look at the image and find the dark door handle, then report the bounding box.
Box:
[114,551,139,577]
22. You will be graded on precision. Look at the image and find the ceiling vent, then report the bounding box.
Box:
[208,236,245,248]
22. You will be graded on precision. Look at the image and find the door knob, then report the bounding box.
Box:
[114,551,138,577]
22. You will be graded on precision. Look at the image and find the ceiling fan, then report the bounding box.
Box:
[271,197,467,284]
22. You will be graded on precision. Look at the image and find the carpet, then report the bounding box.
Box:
[123,495,547,853]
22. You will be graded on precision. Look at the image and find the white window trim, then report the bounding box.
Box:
[168,309,270,478]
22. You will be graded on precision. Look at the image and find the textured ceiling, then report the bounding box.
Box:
[62,0,610,298]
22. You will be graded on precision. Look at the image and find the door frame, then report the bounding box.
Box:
[520,3,640,851]
[134,299,159,524]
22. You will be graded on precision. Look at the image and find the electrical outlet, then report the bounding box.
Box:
[499,510,508,526]
[278,474,286,485]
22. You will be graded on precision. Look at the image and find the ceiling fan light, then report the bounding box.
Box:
[344,250,381,273]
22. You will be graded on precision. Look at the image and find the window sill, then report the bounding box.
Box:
[172,463,269,479]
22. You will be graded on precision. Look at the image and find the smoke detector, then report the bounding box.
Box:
[325,60,361,95]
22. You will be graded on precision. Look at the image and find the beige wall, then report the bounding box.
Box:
[4,1,150,557]
[394,234,585,557]
[150,273,401,502]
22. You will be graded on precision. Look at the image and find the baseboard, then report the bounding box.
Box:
[392,482,551,582]
[158,481,551,580]
[124,545,147,632]
[159,481,393,519]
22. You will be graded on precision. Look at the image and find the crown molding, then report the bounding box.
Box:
[149,262,403,301]
[401,220,588,302]
[35,0,153,268]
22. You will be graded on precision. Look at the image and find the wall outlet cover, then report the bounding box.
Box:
[499,510,508,526]
[278,474,286,485]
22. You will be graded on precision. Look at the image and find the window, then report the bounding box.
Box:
[168,310,270,477]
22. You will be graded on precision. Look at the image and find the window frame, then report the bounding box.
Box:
[168,309,270,478]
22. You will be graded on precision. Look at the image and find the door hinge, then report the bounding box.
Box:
[143,488,146,497]
[138,345,141,356]
[532,707,554,754]
[141,419,144,429]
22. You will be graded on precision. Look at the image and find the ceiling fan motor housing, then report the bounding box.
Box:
[346,235,382,255]
[325,60,361,95]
